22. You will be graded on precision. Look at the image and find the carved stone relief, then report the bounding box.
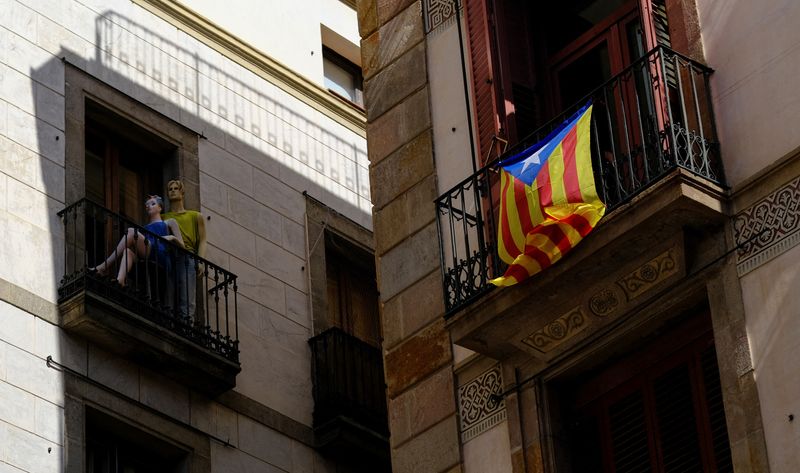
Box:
[422,0,458,34]
[734,175,800,275]
[616,249,679,301]
[521,244,683,357]
[458,365,506,443]
[522,307,587,353]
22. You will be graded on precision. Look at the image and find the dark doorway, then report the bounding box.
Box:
[552,312,733,472]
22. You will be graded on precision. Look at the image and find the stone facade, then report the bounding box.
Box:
[358,0,799,471]
[0,0,376,471]
[358,0,461,472]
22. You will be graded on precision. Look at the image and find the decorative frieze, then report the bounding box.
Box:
[588,288,621,317]
[522,307,587,353]
[520,243,683,358]
[458,365,506,443]
[616,249,679,300]
[734,176,800,275]
[422,0,458,34]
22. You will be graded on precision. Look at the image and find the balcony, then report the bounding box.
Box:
[309,327,389,470]
[437,47,727,357]
[58,199,240,396]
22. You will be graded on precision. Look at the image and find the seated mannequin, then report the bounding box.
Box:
[92,195,185,286]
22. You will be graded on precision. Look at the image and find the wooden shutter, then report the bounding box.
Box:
[464,0,503,164]
[493,1,540,144]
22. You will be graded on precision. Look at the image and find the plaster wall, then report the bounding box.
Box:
[740,242,800,472]
[426,18,473,195]
[462,420,513,473]
[184,0,360,82]
[0,0,368,471]
[696,0,800,187]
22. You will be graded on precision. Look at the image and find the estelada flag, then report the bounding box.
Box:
[490,103,605,287]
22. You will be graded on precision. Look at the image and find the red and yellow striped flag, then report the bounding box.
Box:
[490,104,605,287]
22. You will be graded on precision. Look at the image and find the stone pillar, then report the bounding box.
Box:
[706,255,770,472]
[358,0,461,471]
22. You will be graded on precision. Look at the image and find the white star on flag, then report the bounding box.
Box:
[519,147,544,175]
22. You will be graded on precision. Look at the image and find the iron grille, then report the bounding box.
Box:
[309,327,388,436]
[58,199,239,362]
[436,46,723,314]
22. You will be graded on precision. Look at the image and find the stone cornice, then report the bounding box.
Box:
[132,0,367,137]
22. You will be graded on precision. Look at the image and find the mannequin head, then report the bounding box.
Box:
[167,179,184,203]
[145,195,164,217]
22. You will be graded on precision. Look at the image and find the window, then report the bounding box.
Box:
[84,99,174,223]
[325,231,380,346]
[323,46,364,108]
[464,0,682,161]
[86,408,188,473]
[64,64,200,213]
[550,314,733,472]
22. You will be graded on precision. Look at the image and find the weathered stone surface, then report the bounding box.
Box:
[204,208,257,263]
[378,222,439,300]
[199,140,254,195]
[0,301,34,353]
[210,441,283,473]
[366,87,430,165]
[227,188,283,245]
[382,269,444,349]
[357,0,379,38]
[385,318,451,397]
[190,394,239,448]
[389,367,456,447]
[392,416,460,473]
[0,379,36,432]
[140,371,191,424]
[5,342,64,407]
[370,129,434,209]
[34,397,63,445]
[199,172,228,215]
[365,41,427,121]
[252,167,306,224]
[2,422,63,473]
[228,257,286,314]
[373,174,437,255]
[238,414,294,471]
[362,1,424,80]
[256,236,307,292]
[377,0,417,25]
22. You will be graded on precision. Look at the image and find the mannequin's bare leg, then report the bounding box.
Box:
[92,228,150,278]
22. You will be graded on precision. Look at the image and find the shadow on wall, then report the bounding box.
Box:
[90,11,370,219]
[19,6,369,468]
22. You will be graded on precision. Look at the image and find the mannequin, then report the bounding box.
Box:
[91,195,184,286]
[163,179,206,319]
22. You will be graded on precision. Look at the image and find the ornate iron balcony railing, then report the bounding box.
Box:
[309,327,388,436]
[436,46,723,315]
[58,199,239,362]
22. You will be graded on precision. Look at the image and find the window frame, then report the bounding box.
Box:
[321,46,365,110]
[305,194,379,342]
[64,63,201,210]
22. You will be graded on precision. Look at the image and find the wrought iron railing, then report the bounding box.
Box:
[437,46,723,315]
[58,199,239,362]
[309,327,388,436]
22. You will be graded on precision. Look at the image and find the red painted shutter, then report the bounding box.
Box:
[493,0,539,143]
[464,0,503,164]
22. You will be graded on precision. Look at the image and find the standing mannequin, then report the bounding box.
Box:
[163,179,206,319]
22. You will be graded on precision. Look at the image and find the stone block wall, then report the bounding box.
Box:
[0,0,370,471]
[358,0,461,471]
